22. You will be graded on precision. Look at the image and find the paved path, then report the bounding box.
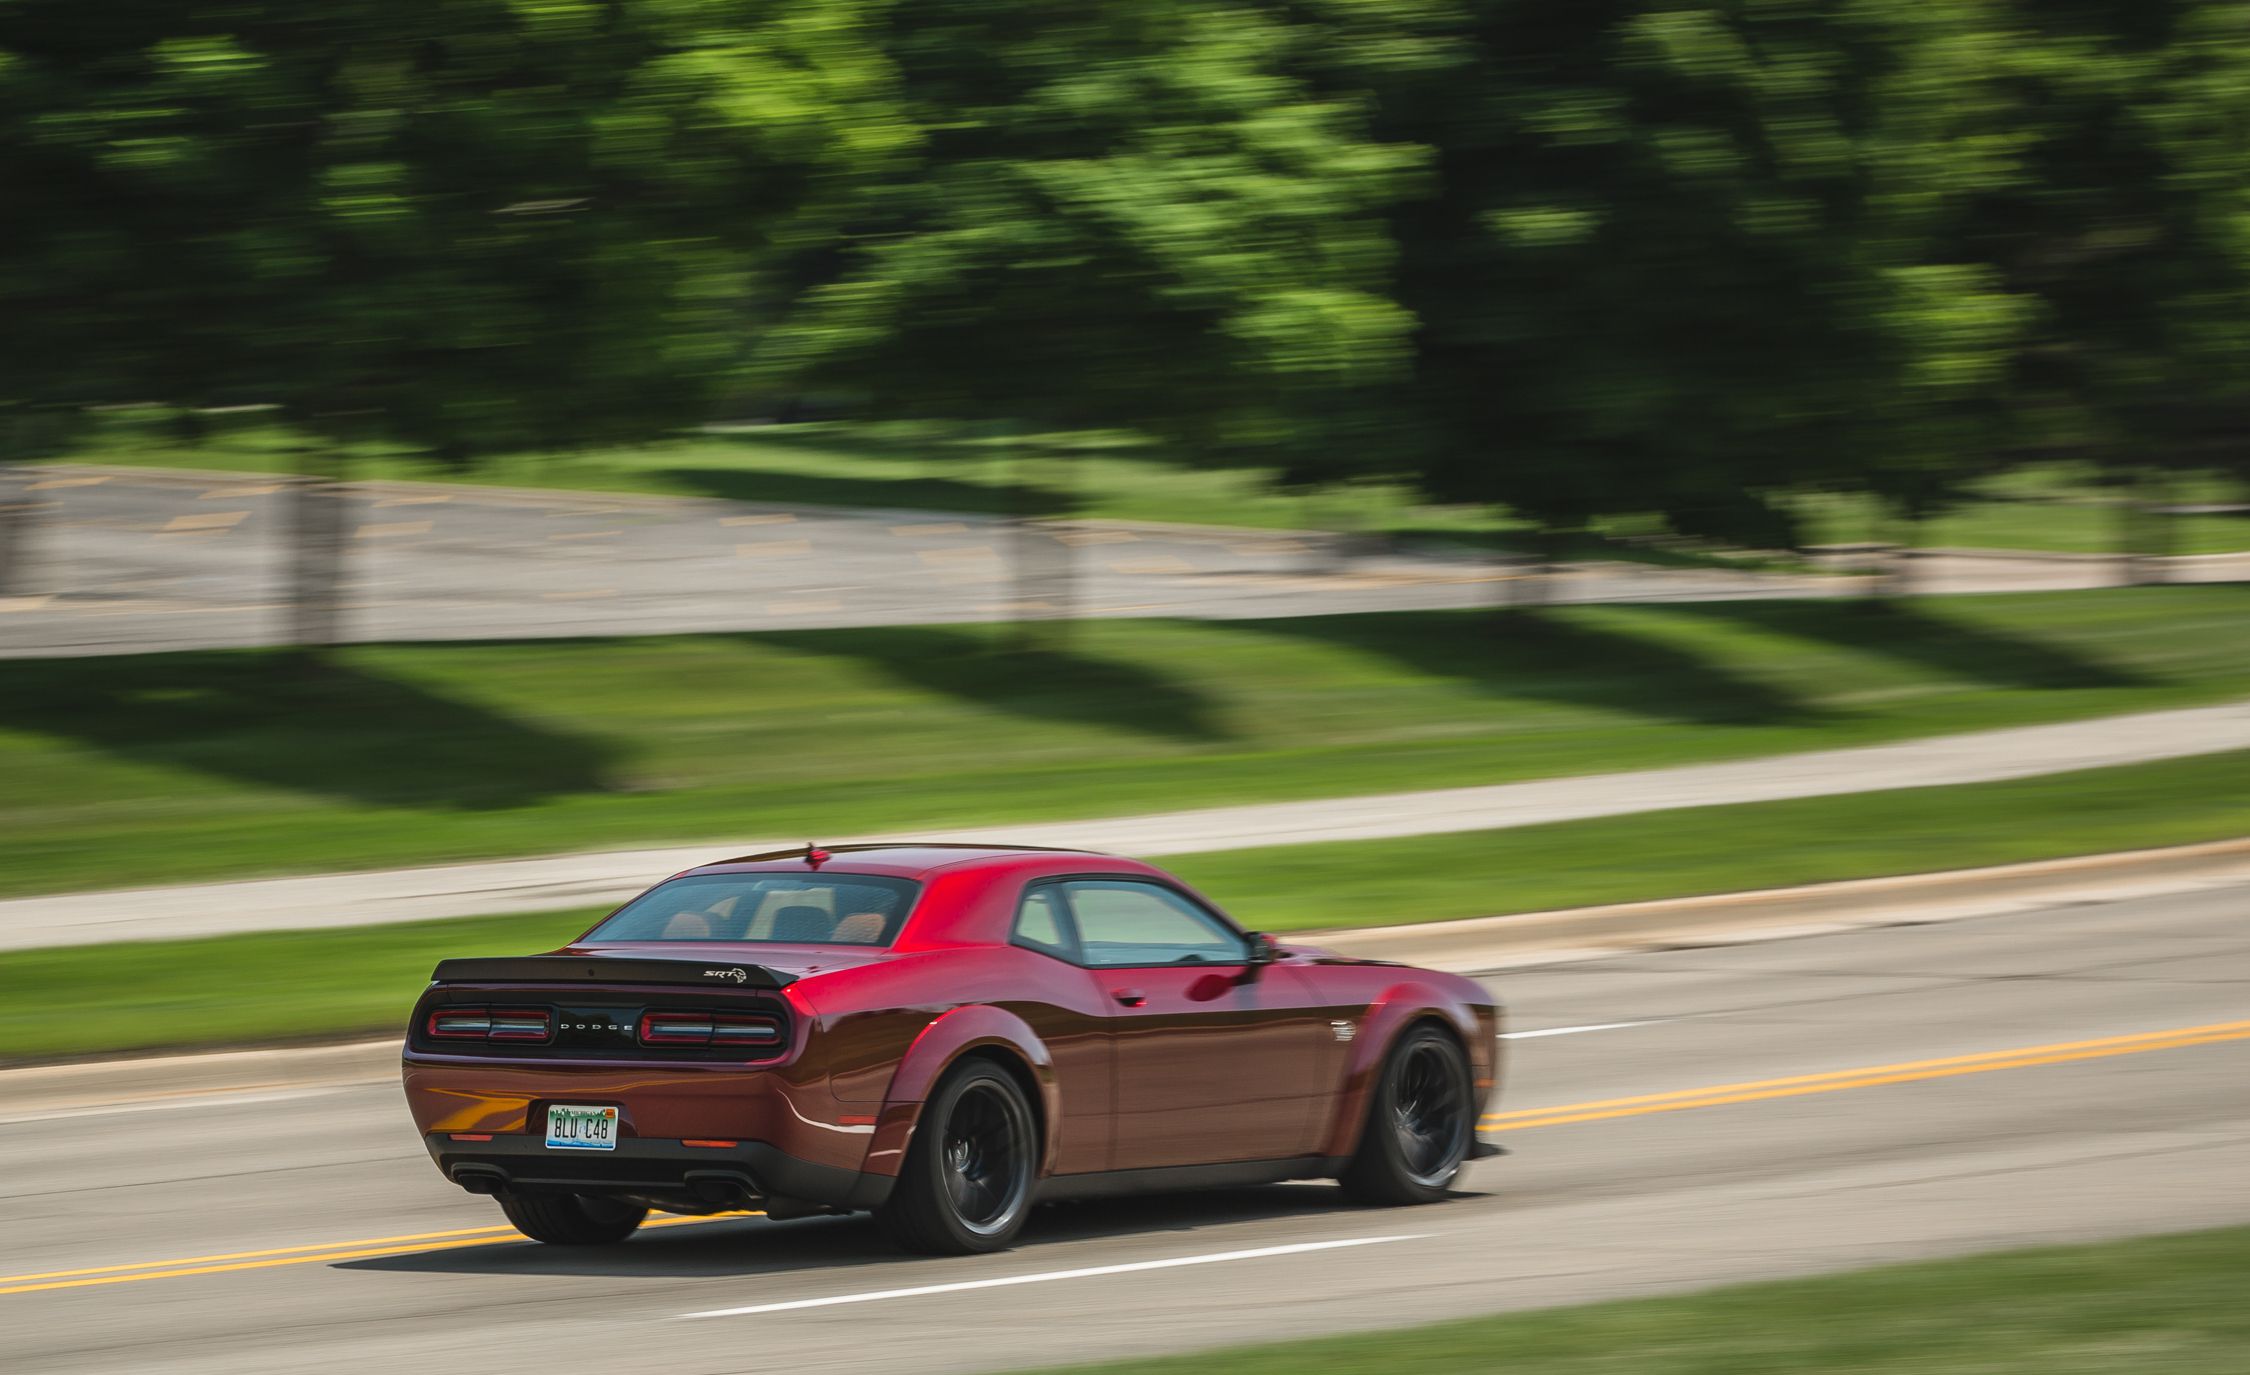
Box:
[7,698,2248,952]
[5,465,2244,658]
[6,884,2245,1373]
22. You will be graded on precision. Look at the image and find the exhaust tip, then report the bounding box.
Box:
[452,1165,510,1196]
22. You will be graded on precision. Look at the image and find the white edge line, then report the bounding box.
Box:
[679,1234,1427,1320]
[1499,1020,1656,1040]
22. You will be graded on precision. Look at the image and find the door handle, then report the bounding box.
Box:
[1110,988,1147,1008]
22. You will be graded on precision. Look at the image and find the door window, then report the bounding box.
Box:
[1063,881,1248,968]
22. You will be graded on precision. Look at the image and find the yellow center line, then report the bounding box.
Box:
[1480,1018,2250,1131]
[16,1018,2248,1300]
[0,1213,756,1298]
[0,1223,523,1282]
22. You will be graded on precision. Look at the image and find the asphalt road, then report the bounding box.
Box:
[7,465,2234,657]
[7,882,2246,1374]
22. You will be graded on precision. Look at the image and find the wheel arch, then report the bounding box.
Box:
[1318,982,1485,1161]
[865,1004,1059,1183]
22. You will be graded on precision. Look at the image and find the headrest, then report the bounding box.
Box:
[769,904,834,943]
[661,910,715,941]
[831,911,887,944]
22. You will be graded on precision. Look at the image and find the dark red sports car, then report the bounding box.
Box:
[402,843,1502,1253]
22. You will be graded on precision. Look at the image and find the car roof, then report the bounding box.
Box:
[680,842,1123,882]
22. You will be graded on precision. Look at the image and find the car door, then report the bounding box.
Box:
[1058,877,1328,1170]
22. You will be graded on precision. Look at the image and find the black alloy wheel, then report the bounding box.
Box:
[880,1060,1037,1253]
[1340,1024,1473,1205]
[1391,1036,1471,1187]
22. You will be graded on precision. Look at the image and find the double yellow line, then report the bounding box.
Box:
[0,1212,757,1297]
[1480,1018,2250,1132]
[9,1017,2246,1299]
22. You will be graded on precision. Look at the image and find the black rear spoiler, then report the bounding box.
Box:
[429,956,795,990]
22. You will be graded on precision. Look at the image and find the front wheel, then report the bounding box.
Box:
[879,1060,1038,1254]
[1340,1025,1473,1205]
[500,1192,648,1245]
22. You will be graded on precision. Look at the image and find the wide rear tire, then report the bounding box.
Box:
[500,1192,648,1245]
[878,1060,1037,1254]
[1340,1024,1473,1205]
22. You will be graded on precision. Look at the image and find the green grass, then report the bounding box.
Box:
[5,746,2245,1061]
[1797,461,2250,556]
[5,589,2250,898]
[1018,1226,2250,1375]
[1179,747,2250,931]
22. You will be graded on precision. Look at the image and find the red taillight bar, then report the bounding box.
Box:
[488,1007,551,1041]
[638,1010,782,1050]
[427,1005,550,1043]
[428,1006,493,1039]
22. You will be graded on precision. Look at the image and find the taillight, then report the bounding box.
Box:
[638,1010,782,1050]
[426,1005,550,1043]
[638,1011,712,1045]
[489,1008,551,1040]
[428,1007,492,1039]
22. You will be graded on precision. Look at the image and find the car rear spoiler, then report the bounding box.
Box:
[429,956,796,990]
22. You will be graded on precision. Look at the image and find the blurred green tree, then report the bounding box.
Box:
[1912,0,2250,584]
[0,0,909,644]
[1284,0,2033,600]
[756,0,1420,637]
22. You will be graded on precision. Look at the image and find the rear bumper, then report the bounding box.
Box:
[403,1053,892,1212]
[425,1133,892,1213]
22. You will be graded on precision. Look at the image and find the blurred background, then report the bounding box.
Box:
[3,1,2249,1371]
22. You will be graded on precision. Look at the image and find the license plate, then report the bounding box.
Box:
[545,1104,620,1151]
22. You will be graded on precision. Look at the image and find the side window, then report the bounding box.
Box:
[1011,886,1076,961]
[1065,881,1248,969]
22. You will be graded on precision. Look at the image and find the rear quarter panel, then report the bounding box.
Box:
[794,943,1115,1177]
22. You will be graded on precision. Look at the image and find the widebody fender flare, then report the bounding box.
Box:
[1319,980,1493,1160]
[862,1003,1059,1184]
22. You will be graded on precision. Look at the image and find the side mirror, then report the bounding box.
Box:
[1241,932,1281,976]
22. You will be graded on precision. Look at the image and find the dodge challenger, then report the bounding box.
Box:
[402,843,1502,1253]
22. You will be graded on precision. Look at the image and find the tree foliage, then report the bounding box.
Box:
[0,0,906,458]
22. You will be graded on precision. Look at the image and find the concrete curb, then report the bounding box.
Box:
[1316,834,2250,970]
[7,835,2245,1113]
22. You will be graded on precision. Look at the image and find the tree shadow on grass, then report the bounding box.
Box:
[0,651,618,809]
[655,428,1070,518]
[1224,607,1829,727]
[654,464,1059,518]
[756,624,1229,744]
[1662,600,2156,692]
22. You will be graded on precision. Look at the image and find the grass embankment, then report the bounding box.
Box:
[4,588,2250,898]
[6,746,2246,1061]
[1798,461,2250,556]
[1020,1227,2250,1375]
[49,412,2250,554]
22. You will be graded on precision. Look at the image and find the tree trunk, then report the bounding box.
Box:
[1497,523,1562,617]
[1871,505,1920,602]
[2115,468,2172,587]
[0,464,38,598]
[289,445,349,657]
[1004,432,1073,652]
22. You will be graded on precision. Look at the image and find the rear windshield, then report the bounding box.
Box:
[584,873,920,947]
